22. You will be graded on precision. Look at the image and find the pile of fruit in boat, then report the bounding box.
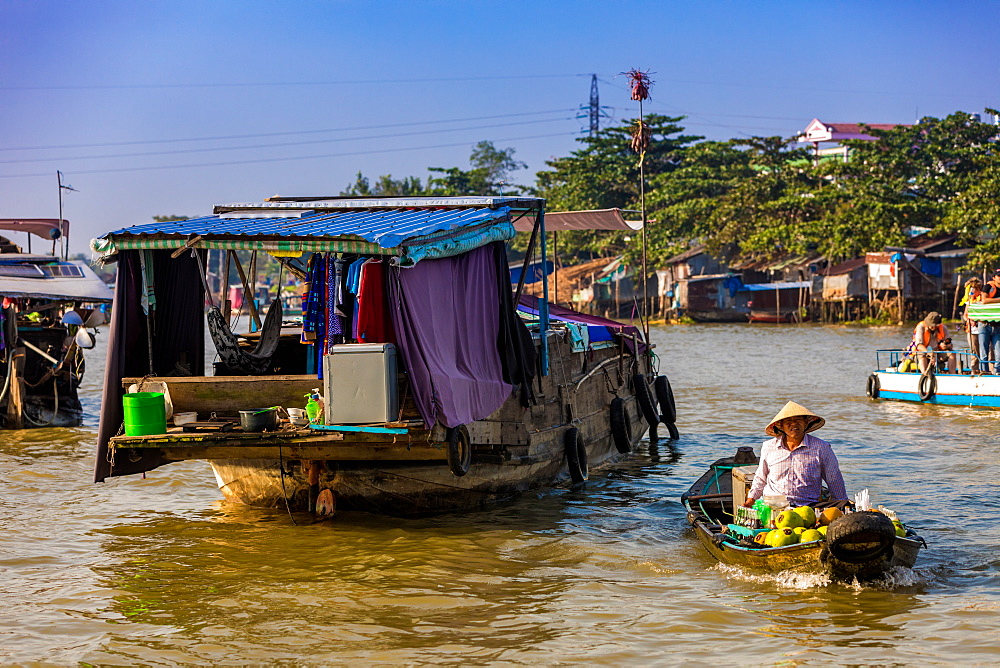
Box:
[752,505,907,548]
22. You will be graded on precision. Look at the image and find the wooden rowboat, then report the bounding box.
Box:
[681,450,925,581]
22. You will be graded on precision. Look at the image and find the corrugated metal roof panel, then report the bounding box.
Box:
[106,206,511,249]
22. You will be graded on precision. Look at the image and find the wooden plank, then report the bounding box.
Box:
[118,441,448,462]
[122,375,318,416]
[310,424,408,435]
[468,420,501,445]
[111,430,341,446]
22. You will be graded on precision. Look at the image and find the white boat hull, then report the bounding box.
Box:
[872,369,1000,408]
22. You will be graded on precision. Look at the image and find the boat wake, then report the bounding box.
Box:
[712,563,930,590]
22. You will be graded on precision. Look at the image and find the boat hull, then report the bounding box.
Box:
[689,518,922,581]
[111,328,663,516]
[872,370,1000,408]
[209,404,645,516]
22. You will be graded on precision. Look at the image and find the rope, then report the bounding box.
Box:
[22,375,58,428]
[0,356,11,405]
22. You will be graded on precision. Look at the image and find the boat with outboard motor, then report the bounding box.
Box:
[0,219,113,428]
[682,449,924,581]
[91,196,679,516]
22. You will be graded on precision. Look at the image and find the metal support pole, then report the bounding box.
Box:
[539,209,550,376]
[56,171,63,257]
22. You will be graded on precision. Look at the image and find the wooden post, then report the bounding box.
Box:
[220,249,231,317]
[305,460,321,513]
[553,230,559,307]
[951,275,963,320]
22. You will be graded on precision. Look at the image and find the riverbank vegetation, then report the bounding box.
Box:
[342,109,1000,273]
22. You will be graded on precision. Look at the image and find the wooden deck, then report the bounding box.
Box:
[110,424,447,462]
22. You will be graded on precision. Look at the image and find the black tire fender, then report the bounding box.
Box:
[632,374,659,428]
[564,427,589,483]
[825,510,897,564]
[610,397,632,454]
[866,373,880,399]
[445,425,472,477]
[666,422,680,440]
[918,370,936,401]
[654,375,677,425]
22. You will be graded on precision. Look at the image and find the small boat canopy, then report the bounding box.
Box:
[0,219,67,240]
[0,257,113,302]
[92,196,545,266]
[967,303,1000,322]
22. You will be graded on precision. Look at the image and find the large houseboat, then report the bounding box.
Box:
[91,196,678,516]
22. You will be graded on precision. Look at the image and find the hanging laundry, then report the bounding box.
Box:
[356,259,396,344]
[302,254,325,342]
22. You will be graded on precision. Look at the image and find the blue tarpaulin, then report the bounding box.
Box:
[724,275,744,297]
[739,281,812,292]
[509,260,554,284]
[920,257,942,276]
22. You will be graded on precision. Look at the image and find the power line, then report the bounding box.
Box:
[0,131,575,179]
[0,73,591,92]
[0,108,575,152]
[0,115,576,165]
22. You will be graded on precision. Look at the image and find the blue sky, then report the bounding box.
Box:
[2,0,998,254]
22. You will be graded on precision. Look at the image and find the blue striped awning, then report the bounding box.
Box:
[91,201,531,264]
[104,206,511,249]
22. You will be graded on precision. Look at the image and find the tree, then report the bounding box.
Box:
[537,114,700,212]
[533,114,702,260]
[816,110,1000,263]
[643,140,755,264]
[640,136,820,266]
[340,172,424,197]
[427,141,527,195]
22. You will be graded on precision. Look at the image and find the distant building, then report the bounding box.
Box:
[798,118,911,162]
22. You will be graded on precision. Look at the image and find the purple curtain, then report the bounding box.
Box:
[388,245,513,429]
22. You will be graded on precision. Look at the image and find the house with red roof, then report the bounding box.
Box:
[798,118,911,162]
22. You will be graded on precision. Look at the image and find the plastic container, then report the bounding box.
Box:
[240,408,279,432]
[287,407,309,427]
[123,392,167,436]
[762,494,788,510]
[173,411,198,426]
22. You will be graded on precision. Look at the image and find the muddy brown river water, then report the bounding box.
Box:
[2,323,998,664]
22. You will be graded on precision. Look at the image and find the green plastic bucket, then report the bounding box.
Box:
[123,392,167,436]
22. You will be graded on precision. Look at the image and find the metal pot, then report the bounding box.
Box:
[240,408,279,432]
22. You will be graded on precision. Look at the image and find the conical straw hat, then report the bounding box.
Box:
[765,401,825,437]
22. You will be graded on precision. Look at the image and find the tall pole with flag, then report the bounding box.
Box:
[624,69,653,363]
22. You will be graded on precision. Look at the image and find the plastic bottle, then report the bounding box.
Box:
[753,499,771,528]
[305,390,322,424]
